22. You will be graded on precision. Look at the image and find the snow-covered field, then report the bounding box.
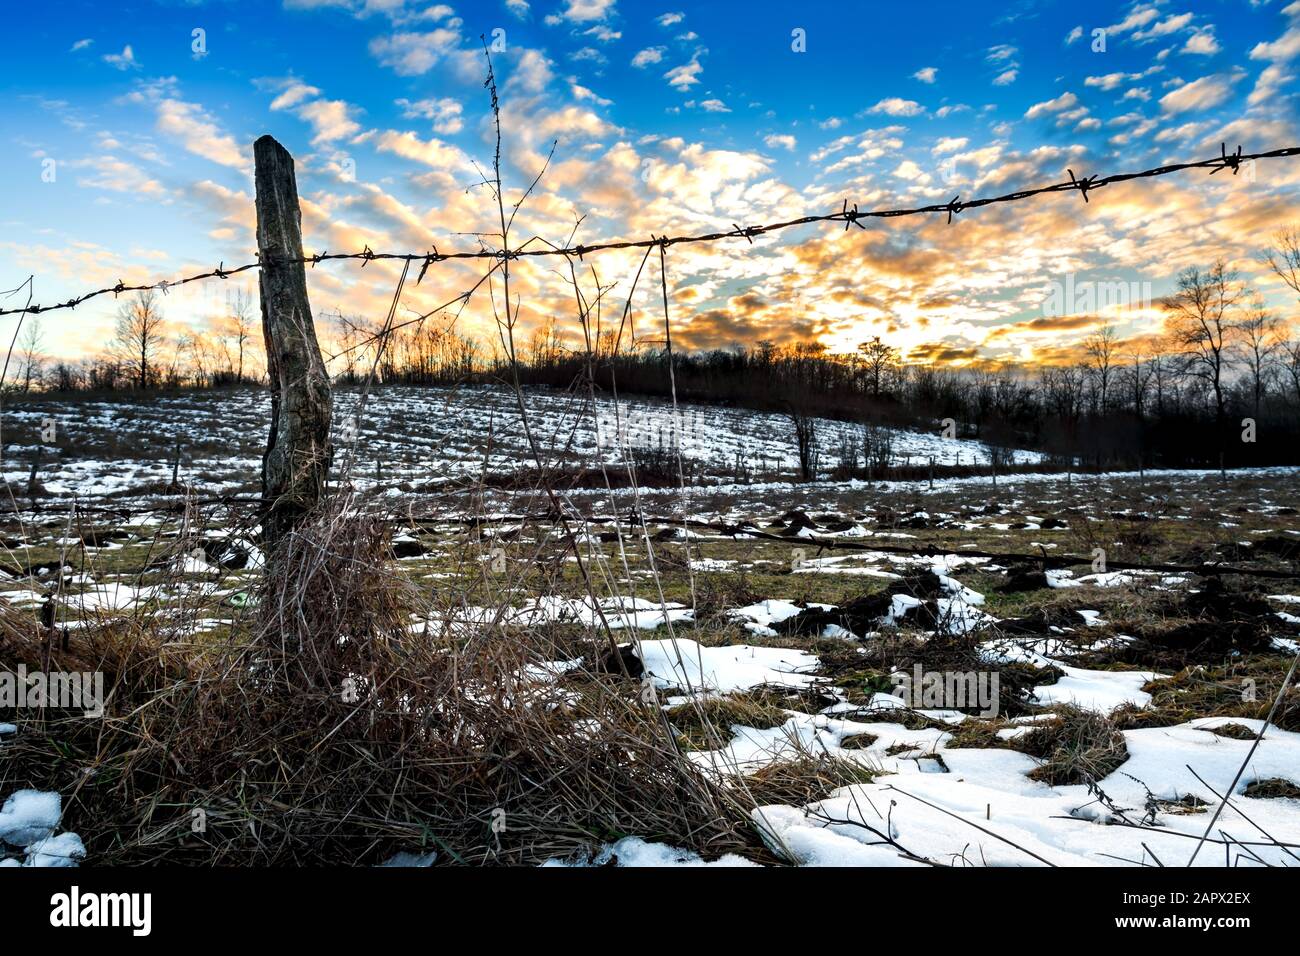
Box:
[1,384,1042,502]
[2,387,1298,870]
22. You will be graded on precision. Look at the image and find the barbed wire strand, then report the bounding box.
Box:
[1,143,1290,319]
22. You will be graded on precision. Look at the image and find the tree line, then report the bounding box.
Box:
[9,288,262,394]
[10,234,1300,471]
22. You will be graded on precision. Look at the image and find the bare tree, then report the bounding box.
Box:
[857,336,899,397]
[1083,321,1117,412]
[16,316,45,393]
[1260,225,1300,302]
[1239,295,1280,417]
[1161,259,1244,426]
[228,287,256,383]
[1282,339,1300,407]
[111,289,167,390]
[789,405,818,481]
[1119,349,1152,420]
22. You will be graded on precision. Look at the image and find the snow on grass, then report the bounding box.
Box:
[1048,569,1187,589]
[435,596,693,633]
[985,638,1160,712]
[21,832,85,868]
[753,720,1300,867]
[1031,666,1156,712]
[2,385,1047,501]
[0,790,61,846]
[636,638,819,695]
[543,836,760,867]
[728,598,828,636]
[689,710,950,775]
[0,788,84,867]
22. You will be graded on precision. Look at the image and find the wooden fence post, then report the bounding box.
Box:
[254,134,332,547]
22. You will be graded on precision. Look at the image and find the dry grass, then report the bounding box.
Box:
[1017,705,1129,786]
[1242,778,1300,799]
[742,755,878,808]
[1112,657,1300,733]
[666,692,790,751]
[0,496,764,866]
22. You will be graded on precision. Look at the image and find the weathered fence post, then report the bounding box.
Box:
[254,134,332,547]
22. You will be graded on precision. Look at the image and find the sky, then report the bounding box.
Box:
[3,0,1300,367]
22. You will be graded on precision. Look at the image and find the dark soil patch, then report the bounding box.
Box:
[1109,578,1284,667]
[1243,778,1300,799]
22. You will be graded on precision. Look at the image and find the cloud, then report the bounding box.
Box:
[814,126,905,173]
[764,133,796,150]
[868,97,924,117]
[1182,30,1220,56]
[1024,91,1078,119]
[269,81,321,111]
[1249,63,1294,106]
[1135,12,1194,41]
[1064,25,1083,45]
[70,38,93,52]
[265,79,362,146]
[155,98,246,170]
[892,159,929,183]
[508,48,554,94]
[374,129,473,172]
[932,136,968,155]
[665,55,703,89]
[1251,16,1300,63]
[912,66,937,83]
[296,98,362,145]
[1105,5,1160,37]
[698,98,729,113]
[632,46,665,67]
[395,96,464,134]
[368,28,460,75]
[506,0,530,17]
[656,11,684,27]
[103,45,139,71]
[985,42,1019,85]
[74,155,167,197]
[1159,73,1238,113]
[555,0,616,22]
[571,82,611,106]
[1085,73,1128,91]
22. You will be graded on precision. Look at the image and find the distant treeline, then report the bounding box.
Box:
[12,258,1300,473]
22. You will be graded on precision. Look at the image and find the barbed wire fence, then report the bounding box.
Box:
[0,142,1292,321]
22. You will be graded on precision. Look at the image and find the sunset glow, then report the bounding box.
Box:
[3,0,1300,367]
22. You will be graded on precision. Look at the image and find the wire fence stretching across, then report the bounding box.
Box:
[1,143,1294,319]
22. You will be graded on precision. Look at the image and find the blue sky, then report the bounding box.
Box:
[3,0,1300,364]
